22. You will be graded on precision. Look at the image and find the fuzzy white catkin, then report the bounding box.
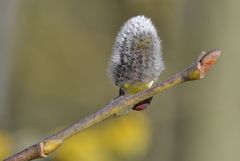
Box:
[108,15,165,87]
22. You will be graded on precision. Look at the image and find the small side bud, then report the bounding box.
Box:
[108,15,165,90]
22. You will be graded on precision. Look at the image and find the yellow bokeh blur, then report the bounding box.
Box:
[0,130,12,160]
[54,112,151,161]
[54,128,112,161]
[100,112,152,159]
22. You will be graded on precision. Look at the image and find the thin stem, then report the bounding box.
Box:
[4,49,221,161]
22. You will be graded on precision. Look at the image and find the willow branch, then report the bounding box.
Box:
[4,49,221,161]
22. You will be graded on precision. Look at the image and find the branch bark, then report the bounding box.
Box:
[4,49,221,161]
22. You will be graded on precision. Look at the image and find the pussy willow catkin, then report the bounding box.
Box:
[108,15,165,89]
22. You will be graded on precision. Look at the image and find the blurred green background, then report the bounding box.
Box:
[0,0,239,161]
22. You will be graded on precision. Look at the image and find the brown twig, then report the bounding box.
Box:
[4,49,221,161]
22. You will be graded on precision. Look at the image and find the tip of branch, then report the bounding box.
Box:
[197,49,221,78]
